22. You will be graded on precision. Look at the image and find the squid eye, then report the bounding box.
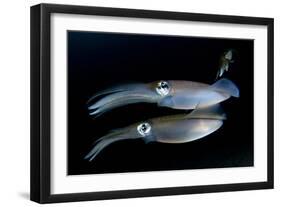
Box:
[156,81,170,96]
[137,122,151,137]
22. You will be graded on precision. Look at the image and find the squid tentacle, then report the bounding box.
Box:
[84,129,140,161]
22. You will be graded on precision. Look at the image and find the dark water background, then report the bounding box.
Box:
[67,31,254,175]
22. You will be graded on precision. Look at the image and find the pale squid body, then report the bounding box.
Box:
[88,78,239,117]
[84,105,226,161]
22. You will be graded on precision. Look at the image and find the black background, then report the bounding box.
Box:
[67,31,253,175]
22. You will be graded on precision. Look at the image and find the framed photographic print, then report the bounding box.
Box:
[30,3,274,203]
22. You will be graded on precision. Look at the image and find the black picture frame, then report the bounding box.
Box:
[30,3,274,203]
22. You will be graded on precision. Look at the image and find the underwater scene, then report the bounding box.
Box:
[67,31,254,175]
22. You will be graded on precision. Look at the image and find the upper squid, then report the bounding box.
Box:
[88,78,239,117]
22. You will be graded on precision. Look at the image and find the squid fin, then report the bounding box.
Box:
[187,104,226,120]
[211,78,240,98]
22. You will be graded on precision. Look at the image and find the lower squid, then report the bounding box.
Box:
[84,104,226,161]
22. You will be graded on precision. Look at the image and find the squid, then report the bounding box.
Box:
[84,105,226,161]
[216,49,234,80]
[88,78,239,117]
